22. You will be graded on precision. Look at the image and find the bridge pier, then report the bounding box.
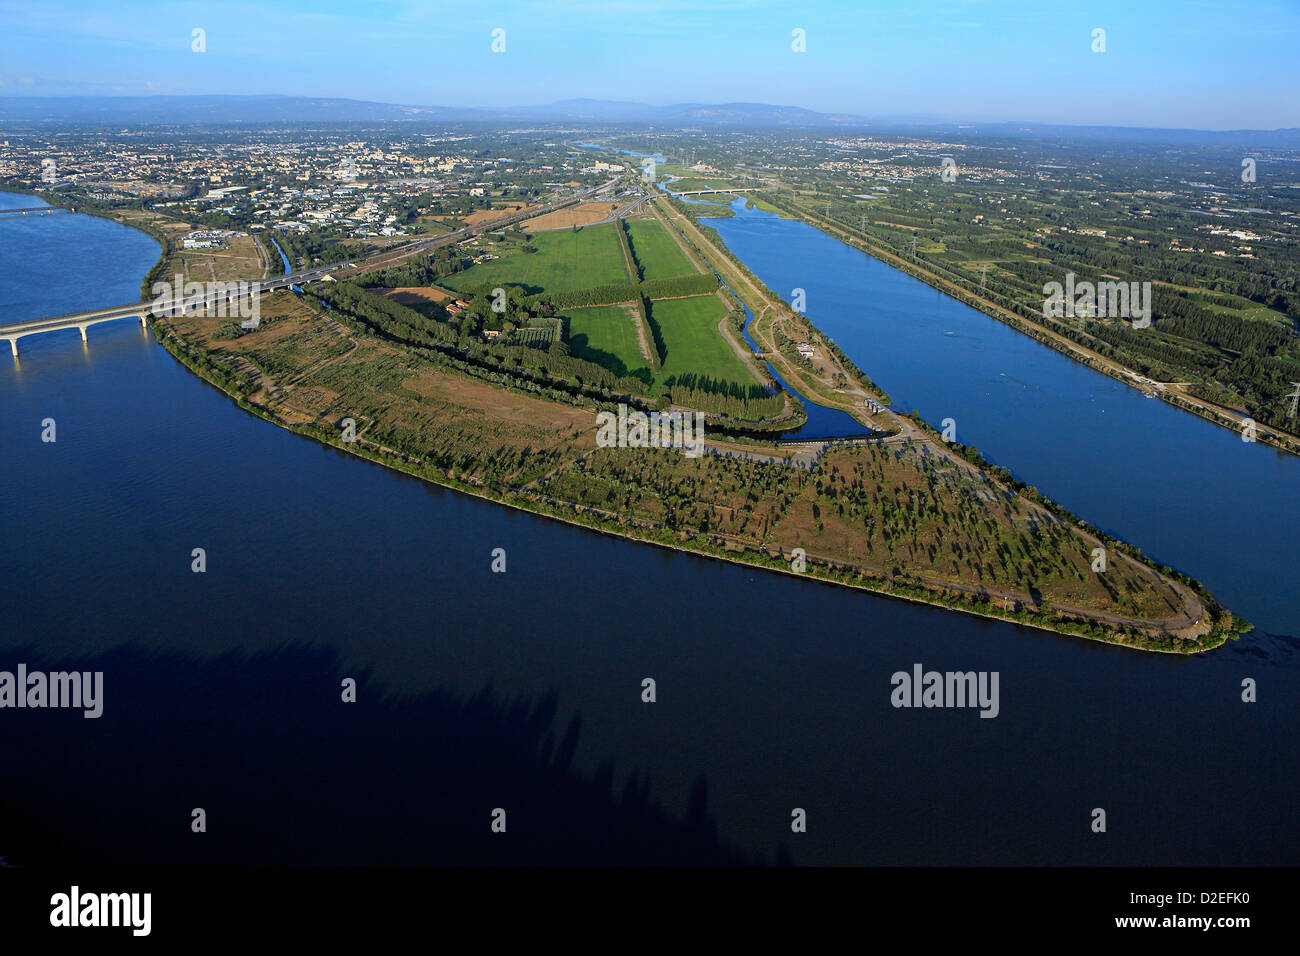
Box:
[2,309,154,354]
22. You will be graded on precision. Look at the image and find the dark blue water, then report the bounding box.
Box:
[0,192,49,211]
[671,191,869,440]
[1,194,1295,867]
[705,198,1300,638]
[0,199,158,328]
[722,279,870,440]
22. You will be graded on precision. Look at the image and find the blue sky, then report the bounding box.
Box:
[0,0,1296,129]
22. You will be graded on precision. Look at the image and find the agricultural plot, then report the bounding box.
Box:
[510,327,555,349]
[437,247,531,294]
[374,286,451,306]
[462,203,526,226]
[650,294,758,385]
[665,177,742,192]
[626,219,697,280]
[442,224,631,295]
[151,228,267,286]
[523,201,617,230]
[1162,285,1294,329]
[507,316,563,349]
[564,305,652,381]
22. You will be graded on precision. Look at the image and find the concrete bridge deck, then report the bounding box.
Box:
[0,175,623,356]
[0,206,70,216]
[673,188,759,195]
[1,304,153,356]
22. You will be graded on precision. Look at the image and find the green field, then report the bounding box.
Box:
[739,197,794,218]
[650,294,758,384]
[690,193,739,206]
[443,224,631,294]
[666,177,742,193]
[565,305,652,381]
[625,219,697,280]
[437,218,755,388]
[1166,286,1295,328]
[653,163,694,178]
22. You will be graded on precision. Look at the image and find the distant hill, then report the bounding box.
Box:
[1,94,1296,146]
[0,94,865,128]
[0,95,484,124]
[908,121,1300,149]
[502,98,863,128]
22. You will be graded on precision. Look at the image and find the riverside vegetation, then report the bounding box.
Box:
[140,197,1246,654]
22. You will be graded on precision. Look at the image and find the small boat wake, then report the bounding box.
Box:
[998,370,1047,396]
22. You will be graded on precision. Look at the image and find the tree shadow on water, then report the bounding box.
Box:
[0,643,753,866]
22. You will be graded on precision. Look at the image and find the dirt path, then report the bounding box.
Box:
[624,301,656,367]
[656,196,889,427]
[646,196,710,274]
[252,234,271,278]
[787,200,1300,456]
[650,194,1208,637]
[614,221,639,281]
[713,289,775,394]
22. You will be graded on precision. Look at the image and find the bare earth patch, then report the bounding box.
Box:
[523,201,618,230]
[373,286,451,306]
[463,204,525,226]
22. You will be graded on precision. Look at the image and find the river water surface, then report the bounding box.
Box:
[1,192,1294,866]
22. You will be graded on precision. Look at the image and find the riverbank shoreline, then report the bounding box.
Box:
[754,192,1300,461]
[146,297,1233,655]
[26,184,1232,655]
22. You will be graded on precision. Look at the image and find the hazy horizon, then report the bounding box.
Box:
[1,0,1296,131]
[3,92,1297,137]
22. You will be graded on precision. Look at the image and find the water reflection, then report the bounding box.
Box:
[1,642,753,865]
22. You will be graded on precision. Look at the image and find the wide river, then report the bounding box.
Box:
[1,190,1295,866]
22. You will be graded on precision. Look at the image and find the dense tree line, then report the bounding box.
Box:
[641,295,669,368]
[1153,287,1291,355]
[317,282,650,398]
[519,273,718,311]
[660,372,787,420]
[354,258,444,292]
[275,230,364,270]
[619,220,644,282]
[759,190,1300,439]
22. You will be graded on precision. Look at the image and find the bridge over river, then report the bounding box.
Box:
[0,176,621,356]
[0,206,71,216]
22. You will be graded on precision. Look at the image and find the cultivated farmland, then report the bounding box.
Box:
[523,201,618,230]
[443,224,632,294]
[650,293,758,384]
[564,304,653,381]
[626,218,697,280]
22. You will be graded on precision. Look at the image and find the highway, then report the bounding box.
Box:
[525,190,655,231]
[0,175,623,341]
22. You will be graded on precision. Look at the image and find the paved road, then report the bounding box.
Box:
[1,176,623,332]
[526,192,654,232]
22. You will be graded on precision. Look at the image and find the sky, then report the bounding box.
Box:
[0,0,1296,130]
